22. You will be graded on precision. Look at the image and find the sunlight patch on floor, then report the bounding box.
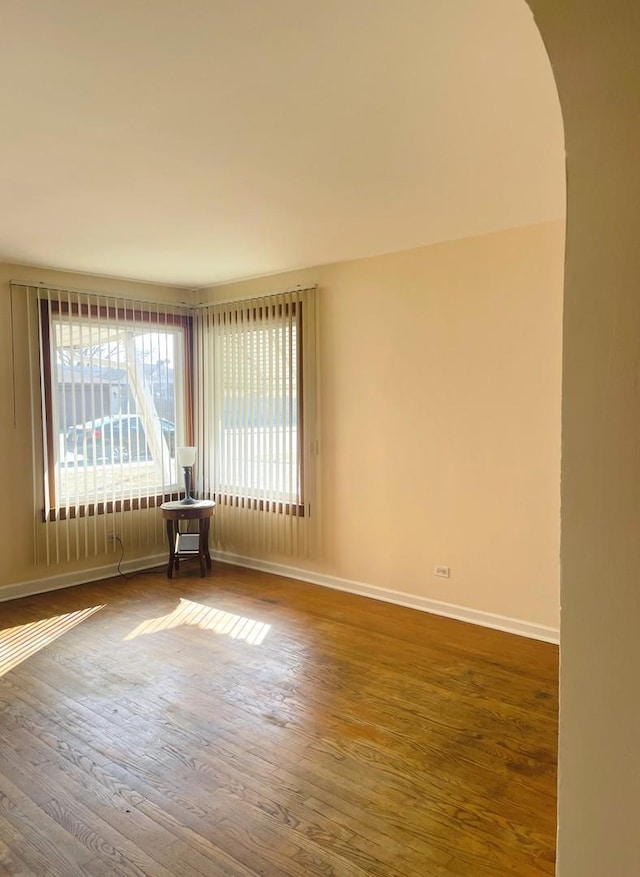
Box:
[0,605,104,677]
[123,598,271,645]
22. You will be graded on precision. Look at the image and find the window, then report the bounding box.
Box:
[193,287,318,525]
[38,293,191,520]
[219,302,301,511]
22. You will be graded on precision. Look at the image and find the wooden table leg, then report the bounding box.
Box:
[166,519,175,579]
[198,519,206,577]
[203,517,212,569]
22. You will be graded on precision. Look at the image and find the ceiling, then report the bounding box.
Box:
[0,0,564,288]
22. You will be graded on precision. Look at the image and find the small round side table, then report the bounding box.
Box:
[160,500,216,579]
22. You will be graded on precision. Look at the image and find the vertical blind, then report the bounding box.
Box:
[21,283,191,564]
[21,282,318,566]
[193,286,318,558]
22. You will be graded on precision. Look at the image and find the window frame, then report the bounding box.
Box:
[39,298,193,521]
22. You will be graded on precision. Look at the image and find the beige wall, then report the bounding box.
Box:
[529,1,640,873]
[0,263,183,590]
[199,220,564,630]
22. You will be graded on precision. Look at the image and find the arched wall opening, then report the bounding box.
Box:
[526,2,640,874]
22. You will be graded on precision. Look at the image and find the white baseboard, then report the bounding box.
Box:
[1,549,559,646]
[212,550,560,645]
[0,553,167,604]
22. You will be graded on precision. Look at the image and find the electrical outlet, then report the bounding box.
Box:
[108,533,120,545]
[434,565,450,578]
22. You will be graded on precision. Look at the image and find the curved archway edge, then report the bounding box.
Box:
[526,2,640,874]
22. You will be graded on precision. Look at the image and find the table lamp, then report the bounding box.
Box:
[177,446,197,504]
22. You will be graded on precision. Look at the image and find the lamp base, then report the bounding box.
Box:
[181,465,196,505]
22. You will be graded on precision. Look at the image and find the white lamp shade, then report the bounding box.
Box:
[177,446,197,468]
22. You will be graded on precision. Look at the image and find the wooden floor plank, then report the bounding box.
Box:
[0,563,558,876]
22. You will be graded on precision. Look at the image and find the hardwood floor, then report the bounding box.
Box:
[0,564,558,876]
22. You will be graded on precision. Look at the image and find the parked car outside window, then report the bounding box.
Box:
[65,414,176,464]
